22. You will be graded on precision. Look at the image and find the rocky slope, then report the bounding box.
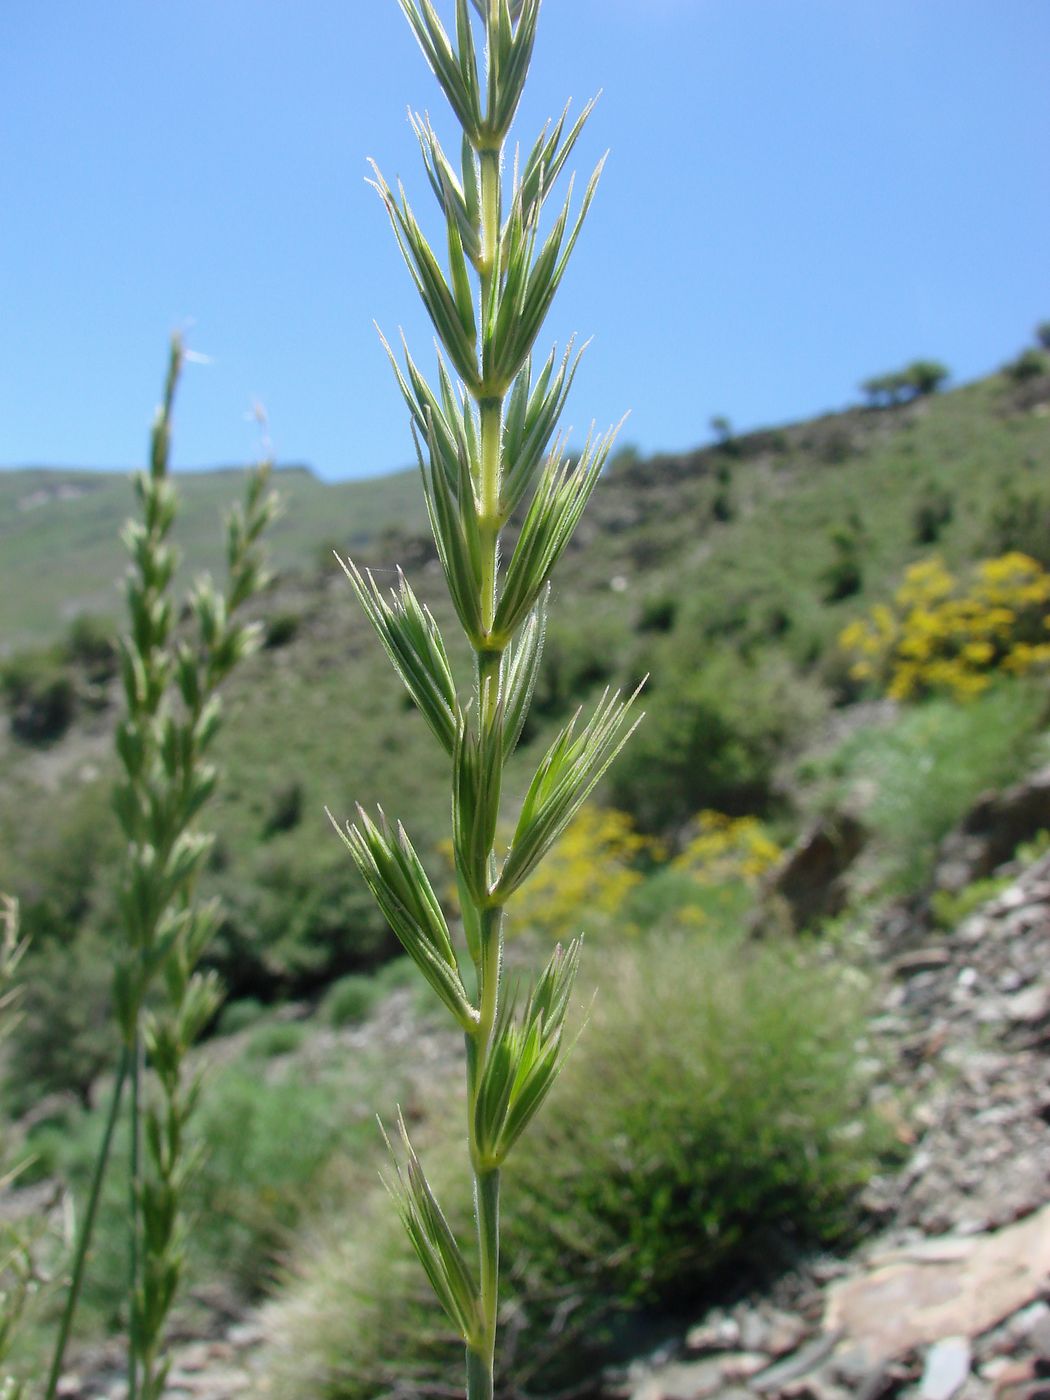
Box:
[50,789,1050,1400]
[625,845,1050,1400]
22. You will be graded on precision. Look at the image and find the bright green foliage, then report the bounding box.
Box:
[805,682,1049,894]
[610,650,815,833]
[930,877,1011,930]
[330,5,633,1395]
[268,929,884,1400]
[321,973,383,1027]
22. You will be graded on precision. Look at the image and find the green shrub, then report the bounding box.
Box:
[321,974,381,1028]
[913,486,954,545]
[185,1068,364,1293]
[264,611,301,649]
[1003,348,1049,383]
[987,484,1050,566]
[531,617,621,719]
[906,359,949,396]
[821,523,864,603]
[212,849,395,996]
[62,615,117,682]
[21,1049,400,1339]
[811,680,1048,894]
[636,595,677,634]
[216,997,268,1037]
[610,651,821,833]
[860,360,948,406]
[262,780,304,837]
[246,1020,307,1060]
[5,929,116,1112]
[930,877,1010,930]
[269,930,884,1399]
[1,652,75,745]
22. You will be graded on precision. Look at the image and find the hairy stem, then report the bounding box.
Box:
[468,1168,500,1400]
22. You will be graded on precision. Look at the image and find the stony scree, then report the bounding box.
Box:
[621,850,1050,1400]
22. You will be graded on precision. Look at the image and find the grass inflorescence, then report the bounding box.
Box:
[329,3,636,1395]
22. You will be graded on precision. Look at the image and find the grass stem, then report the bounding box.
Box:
[44,1045,130,1400]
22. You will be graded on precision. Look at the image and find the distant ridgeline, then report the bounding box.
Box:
[0,463,423,652]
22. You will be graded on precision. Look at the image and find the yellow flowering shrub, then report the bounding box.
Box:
[450,805,783,942]
[500,805,782,939]
[840,552,1050,701]
[670,810,782,885]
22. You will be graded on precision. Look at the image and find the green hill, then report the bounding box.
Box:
[4,360,1050,1387]
[0,463,424,650]
[2,364,1049,1010]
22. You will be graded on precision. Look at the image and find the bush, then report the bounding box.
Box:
[211,850,395,997]
[264,612,301,649]
[609,651,821,833]
[262,780,304,837]
[321,973,382,1027]
[1003,348,1050,384]
[860,360,948,406]
[906,359,949,396]
[246,1020,307,1059]
[63,615,117,682]
[821,523,864,603]
[913,486,954,545]
[1,651,75,745]
[21,1047,401,1337]
[813,681,1048,894]
[531,617,620,719]
[840,553,1050,701]
[636,595,676,634]
[217,997,268,1037]
[988,486,1050,567]
[5,929,116,1112]
[269,931,884,1399]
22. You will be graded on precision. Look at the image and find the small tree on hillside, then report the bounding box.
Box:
[860,359,949,407]
[905,359,949,396]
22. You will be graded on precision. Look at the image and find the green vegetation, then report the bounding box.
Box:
[801,682,1048,894]
[3,362,1049,1051]
[860,359,950,406]
[329,4,641,1396]
[268,928,884,1400]
[0,466,424,651]
[40,339,279,1400]
[2,273,1049,1391]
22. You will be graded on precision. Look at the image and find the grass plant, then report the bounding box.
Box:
[268,927,884,1400]
[43,338,278,1399]
[329,4,637,1395]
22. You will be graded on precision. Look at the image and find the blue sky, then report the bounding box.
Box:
[2,2,1048,480]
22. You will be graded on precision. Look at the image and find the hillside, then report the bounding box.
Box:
[0,464,424,650]
[2,359,1050,1397]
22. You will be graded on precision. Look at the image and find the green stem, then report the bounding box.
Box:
[44,1046,131,1400]
[467,1168,500,1400]
[127,1031,143,1400]
[466,1344,494,1400]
